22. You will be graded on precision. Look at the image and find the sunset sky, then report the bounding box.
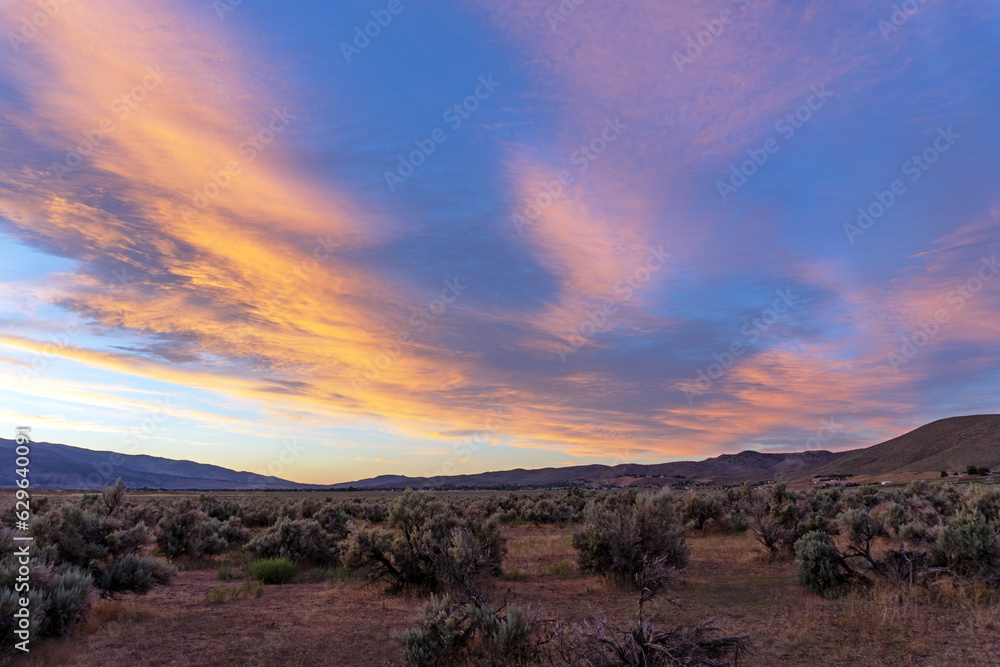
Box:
[1,0,998,484]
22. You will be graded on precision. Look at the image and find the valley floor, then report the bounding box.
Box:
[14,526,1000,666]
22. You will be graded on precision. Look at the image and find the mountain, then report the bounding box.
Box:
[330,450,847,489]
[5,415,996,490]
[804,414,1000,477]
[0,438,316,490]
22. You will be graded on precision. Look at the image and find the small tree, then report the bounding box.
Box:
[967,465,979,476]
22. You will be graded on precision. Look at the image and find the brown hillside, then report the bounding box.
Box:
[806,414,1000,476]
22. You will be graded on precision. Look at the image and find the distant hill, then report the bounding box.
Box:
[6,414,995,490]
[0,439,315,490]
[804,415,1000,477]
[330,450,846,490]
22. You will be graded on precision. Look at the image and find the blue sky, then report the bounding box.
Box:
[0,0,998,483]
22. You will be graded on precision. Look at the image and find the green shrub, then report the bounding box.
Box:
[156,501,246,558]
[246,517,337,565]
[681,492,723,530]
[467,600,534,663]
[572,488,689,590]
[795,531,849,599]
[396,594,535,666]
[248,557,299,584]
[936,509,1000,576]
[96,554,175,598]
[343,489,505,591]
[397,594,468,666]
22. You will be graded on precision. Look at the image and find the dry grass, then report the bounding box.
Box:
[83,600,162,631]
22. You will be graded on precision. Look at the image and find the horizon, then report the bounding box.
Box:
[2,1,999,485]
[5,413,986,487]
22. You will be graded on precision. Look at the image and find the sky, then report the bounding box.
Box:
[0,0,998,485]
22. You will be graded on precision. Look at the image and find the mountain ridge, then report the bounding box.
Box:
[3,414,996,490]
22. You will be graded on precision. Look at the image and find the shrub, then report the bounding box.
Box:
[397,594,469,666]
[967,465,980,476]
[739,485,803,560]
[102,478,128,516]
[29,499,163,598]
[467,600,534,664]
[838,508,888,570]
[681,492,723,531]
[96,554,175,598]
[36,564,93,637]
[935,509,1000,577]
[248,556,299,584]
[396,594,535,667]
[572,488,689,590]
[795,531,849,599]
[551,617,750,667]
[156,502,232,558]
[0,557,91,647]
[343,489,505,592]
[246,517,337,565]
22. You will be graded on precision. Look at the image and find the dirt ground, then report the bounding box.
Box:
[14,526,1000,666]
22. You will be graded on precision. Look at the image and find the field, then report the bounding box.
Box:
[4,485,1000,666]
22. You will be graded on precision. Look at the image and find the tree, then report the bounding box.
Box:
[967,465,980,476]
